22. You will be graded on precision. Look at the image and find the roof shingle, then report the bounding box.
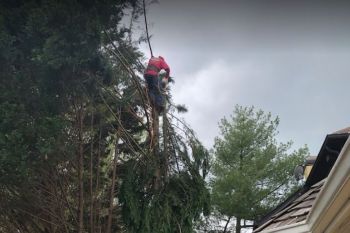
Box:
[253,180,325,232]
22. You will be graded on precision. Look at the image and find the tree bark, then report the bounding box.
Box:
[106,133,120,233]
[90,112,94,233]
[152,107,161,190]
[236,217,241,233]
[223,216,231,233]
[94,129,102,232]
[162,112,168,178]
[152,107,159,155]
[77,107,84,233]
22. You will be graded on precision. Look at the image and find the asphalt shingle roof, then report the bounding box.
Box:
[254,180,324,232]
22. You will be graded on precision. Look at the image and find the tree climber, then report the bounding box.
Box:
[144,56,170,113]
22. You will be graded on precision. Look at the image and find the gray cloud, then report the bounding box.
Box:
[139,0,350,154]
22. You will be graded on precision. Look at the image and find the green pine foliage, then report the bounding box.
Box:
[210,105,309,232]
[120,139,210,233]
[0,1,209,232]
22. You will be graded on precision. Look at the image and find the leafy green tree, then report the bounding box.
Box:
[211,105,308,233]
[0,1,210,232]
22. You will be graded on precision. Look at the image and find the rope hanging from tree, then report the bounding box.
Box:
[143,0,154,57]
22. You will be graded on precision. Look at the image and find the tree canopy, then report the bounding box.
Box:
[0,1,209,232]
[210,105,308,233]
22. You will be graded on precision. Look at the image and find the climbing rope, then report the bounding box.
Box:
[142,0,154,57]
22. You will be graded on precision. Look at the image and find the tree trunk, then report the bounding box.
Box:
[94,129,102,232]
[236,217,241,233]
[152,107,159,155]
[223,216,231,233]
[152,107,161,190]
[78,107,84,233]
[90,112,94,233]
[162,111,168,178]
[106,134,120,233]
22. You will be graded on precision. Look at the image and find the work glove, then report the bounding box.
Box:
[161,78,168,88]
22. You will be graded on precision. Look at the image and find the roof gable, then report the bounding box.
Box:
[253,129,350,232]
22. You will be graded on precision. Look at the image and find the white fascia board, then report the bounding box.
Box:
[307,137,350,232]
[324,199,350,233]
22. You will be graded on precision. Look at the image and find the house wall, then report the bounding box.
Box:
[304,165,313,179]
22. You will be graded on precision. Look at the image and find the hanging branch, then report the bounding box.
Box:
[102,32,152,140]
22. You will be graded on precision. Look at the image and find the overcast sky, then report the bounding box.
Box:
[139,0,350,155]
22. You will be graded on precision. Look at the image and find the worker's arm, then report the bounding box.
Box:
[164,68,170,80]
[161,60,170,79]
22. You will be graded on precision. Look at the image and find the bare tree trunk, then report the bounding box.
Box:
[236,217,241,233]
[223,216,231,233]
[152,107,160,190]
[106,133,120,233]
[162,112,168,178]
[94,129,102,232]
[90,112,94,233]
[77,107,84,233]
[152,107,159,154]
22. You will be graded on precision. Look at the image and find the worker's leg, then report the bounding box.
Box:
[145,75,157,105]
[154,77,164,109]
[144,74,164,112]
